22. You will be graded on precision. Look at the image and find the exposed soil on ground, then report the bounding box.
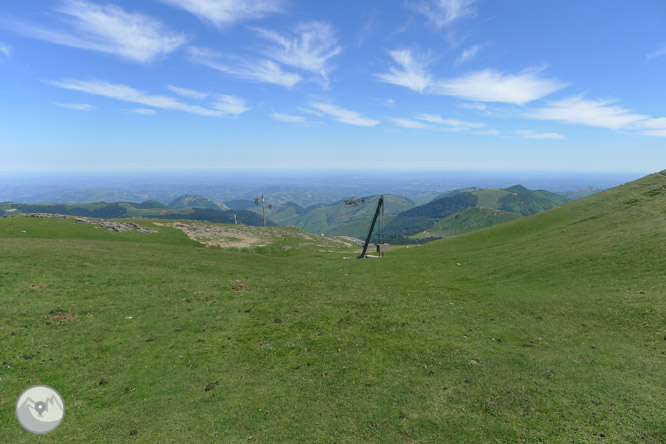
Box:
[154,221,358,249]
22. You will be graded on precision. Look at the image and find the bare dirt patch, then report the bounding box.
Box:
[43,313,76,324]
[27,284,48,290]
[160,222,270,248]
[232,284,252,291]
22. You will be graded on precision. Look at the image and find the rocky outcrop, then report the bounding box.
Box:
[21,213,157,234]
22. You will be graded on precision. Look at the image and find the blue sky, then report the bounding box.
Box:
[1,0,665,173]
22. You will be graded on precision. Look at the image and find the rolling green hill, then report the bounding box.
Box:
[168,194,229,211]
[0,201,269,227]
[0,171,664,442]
[412,207,522,239]
[560,186,603,200]
[384,185,569,243]
[269,195,415,238]
[498,185,569,216]
[224,199,259,211]
[384,192,479,237]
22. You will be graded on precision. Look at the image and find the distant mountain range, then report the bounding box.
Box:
[168,194,229,211]
[559,186,603,200]
[265,195,415,238]
[257,185,572,244]
[0,194,271,227]
[0,185,593,242]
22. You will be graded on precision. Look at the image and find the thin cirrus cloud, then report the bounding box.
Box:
[529,96,648,130]
[432,68,567,105]
[375,49,431,94]
[646,42,666,60]
[0,43,10,59]
[528,95,666,137]
[457,102,486,110]
[393,113,486,131]
[125,108,157,116]
[253,21,342,87]
[456,44,484,65]
[408,0,478,30]
[376,49,566,104]
[418,113,484,128]
[188,46,301,88]
[160,0,284,28]
[392,118,429,129]
[48,79,249,117]
[270,113,305,123]
[514,129,565,140]
[167,85,210,100]
[50,102,94,111]
[0,0,186,63]
[310,103,380,127]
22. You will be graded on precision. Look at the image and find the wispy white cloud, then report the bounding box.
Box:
[167,85,209,100]
[49,79,248,117]
[529,96,645,130]
[188,46,301,88]
[456,44,483,65]
[392,113,489,132]
[50,102,94,111]
[457,102,486,110]
[0,0,186,63]
[125,108,156,116]
[356,10,379,47]
[0,43,10,59]
[377,50,565,104]
[310,103,380,127]
[514,129,565,140]
[408,0,478,30]
[253,21,341,87]
[392,118,429,129]
[527,95,666,137]
[270,112,305,123]
[160,0,283,28]
[417,113,484,128]
[475,129,499,136]
[647,42,666,60]
[212,95,249,115]
[375,49,431,93]
[432,67,567,105]
[642,129,666,137]
[299,107,324,117]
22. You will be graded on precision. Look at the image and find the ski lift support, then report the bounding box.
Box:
[358,195,384,258]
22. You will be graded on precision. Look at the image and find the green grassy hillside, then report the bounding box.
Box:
[498,185,569,216]
[0,202,268,227]
[471,188,511,208]
[384,185,569,243]
[168,194,229,211]
[412,207,521,239]
[270,195,414,237]
[560,186,603,200]
[0,171,664,443]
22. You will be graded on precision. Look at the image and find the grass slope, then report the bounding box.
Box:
[270,195,414,238]
[384,185,570,243]
[0,172,664,443]
[0,202,268,227]
[168,194,229,211]
[412,206,521,239]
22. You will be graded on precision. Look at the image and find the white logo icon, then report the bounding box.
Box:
[15,385,65,434]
